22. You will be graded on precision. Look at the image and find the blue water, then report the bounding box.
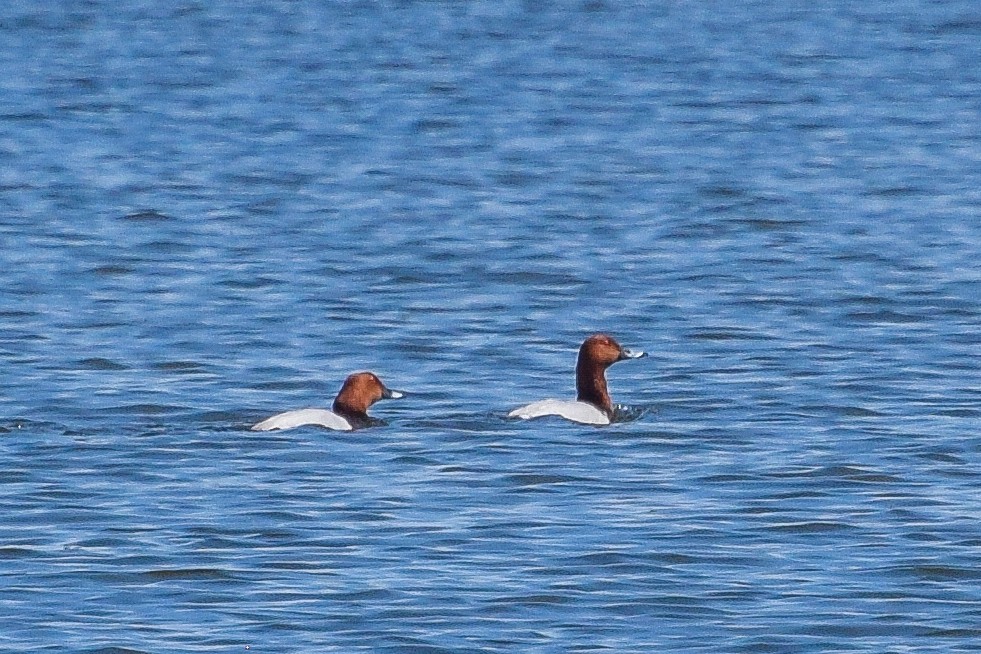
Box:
[2,1,980,652]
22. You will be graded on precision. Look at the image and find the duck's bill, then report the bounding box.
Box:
[620,348,646,360]
[383,388,405,399]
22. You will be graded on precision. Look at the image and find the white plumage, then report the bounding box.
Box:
[251,408,353,432]
[508,399,610,425]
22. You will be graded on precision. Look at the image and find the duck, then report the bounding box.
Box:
[251,371,403,431]
[508,333,645,425]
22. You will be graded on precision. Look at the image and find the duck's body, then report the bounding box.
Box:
[250,408,356,432]
[509,333,645,425]
[507,399,611,425]
[251,372,403,431]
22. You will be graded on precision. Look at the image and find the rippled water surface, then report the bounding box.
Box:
[1,1,980,652]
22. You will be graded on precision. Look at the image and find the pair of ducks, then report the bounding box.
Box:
[251,333,646,431]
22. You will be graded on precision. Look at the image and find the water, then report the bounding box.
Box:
[1,1,979,652]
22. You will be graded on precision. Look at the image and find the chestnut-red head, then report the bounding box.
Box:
[332,372,403,428]
[575,334,645,416]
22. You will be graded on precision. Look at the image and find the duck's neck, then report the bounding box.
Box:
[576,362,613,417]
[332,400,378,429]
